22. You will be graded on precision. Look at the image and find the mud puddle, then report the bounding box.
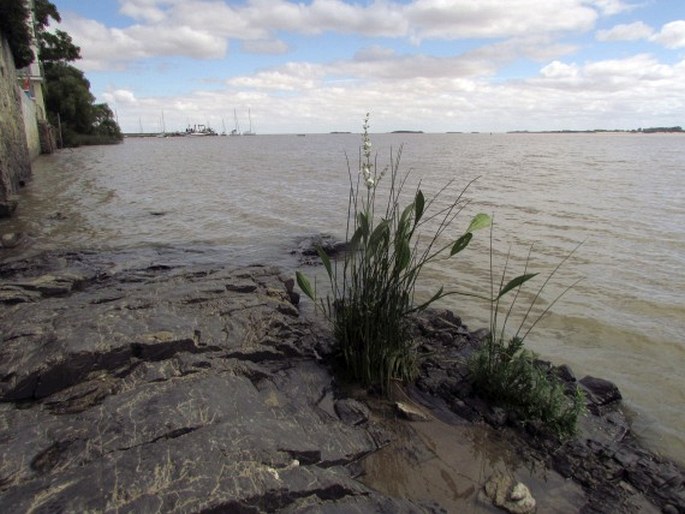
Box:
[359,401,585,513]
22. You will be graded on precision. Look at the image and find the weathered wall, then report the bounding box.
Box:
[20,85,41,159]
[0,33,32,217]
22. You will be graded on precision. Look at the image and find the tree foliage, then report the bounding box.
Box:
[43,63,94,134]
[39,29,80,63]
[33,0,60,30]
[0,0,34,68]
[43,63,122,145]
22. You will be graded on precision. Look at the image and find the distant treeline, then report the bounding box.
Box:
[509,126,683,134]
[638,126,683,133]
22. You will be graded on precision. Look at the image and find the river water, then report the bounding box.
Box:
[2,132,683,465]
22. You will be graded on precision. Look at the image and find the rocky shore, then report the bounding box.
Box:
[0,247,683,513]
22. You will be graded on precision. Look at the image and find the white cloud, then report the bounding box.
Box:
[650,20,685,49]
[404,0,597,40]
[535,54,678,92]
[119,0,168,23]
[59,0,616,70]
[596,21,653,41]
[540,60,580,79]
[227,62,326,91]
[102,89,138,105]
[60,14,226,70]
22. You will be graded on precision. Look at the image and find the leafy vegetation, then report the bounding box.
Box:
[297,114,585,438]
[297,114,490,392]
[0,0,34,68]
[469,233,585,438]
[1,0,122,146]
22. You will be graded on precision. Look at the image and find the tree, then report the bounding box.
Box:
[43,62,94,135]
[32,0,121,145]
[0,0,34,68]
[33,0,60,30]
[39,29,80,63]
[92,103,122,140]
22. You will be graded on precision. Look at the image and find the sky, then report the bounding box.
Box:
[48,0,685,134]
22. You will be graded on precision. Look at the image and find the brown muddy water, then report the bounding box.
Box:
[1,132,683,467]
[360,417,585,513]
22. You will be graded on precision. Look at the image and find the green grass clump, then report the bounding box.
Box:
[469,235,585,439]
[297,114,489,393]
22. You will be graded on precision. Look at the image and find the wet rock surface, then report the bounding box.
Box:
[0,249,429,513]
[1,249,683,513]
[410,309,685,514]
[291,234,348,265]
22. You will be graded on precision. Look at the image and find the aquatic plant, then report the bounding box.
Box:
[297,113,490,392]
[469,232,585,438]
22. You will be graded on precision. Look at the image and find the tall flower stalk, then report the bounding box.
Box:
[297,114,490,392]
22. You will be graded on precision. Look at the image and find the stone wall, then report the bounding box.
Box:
[0,33,32,218]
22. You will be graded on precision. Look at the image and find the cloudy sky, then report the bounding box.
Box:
[50,0,685,134]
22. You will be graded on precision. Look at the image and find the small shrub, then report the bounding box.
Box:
[469,234,585,438]
[297,114,489,392]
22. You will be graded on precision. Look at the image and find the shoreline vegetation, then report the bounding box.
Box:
[296,114,583,435]
[122,125,683,137]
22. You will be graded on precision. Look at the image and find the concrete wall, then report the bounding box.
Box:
[20,86,41,159]
[0,34,32,217]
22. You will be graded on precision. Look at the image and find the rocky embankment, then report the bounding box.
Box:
[0,249,427,513]
[410,310,685,513]
[0,247,683,513]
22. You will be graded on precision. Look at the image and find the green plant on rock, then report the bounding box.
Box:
[469,232,585,439]
[297,114,490,393]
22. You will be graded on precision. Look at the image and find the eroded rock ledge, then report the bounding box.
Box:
[0,250,426,513]
[0,249,683,513]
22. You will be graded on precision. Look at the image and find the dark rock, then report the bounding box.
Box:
[292,234,348,264]
[556,364,576,382]
[580,375,622,408]
[0,198,19,218]
[0,251,428,513]
[335,398,371,426]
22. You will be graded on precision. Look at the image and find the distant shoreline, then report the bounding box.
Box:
[122,126,683,137]
[507,126,683,134]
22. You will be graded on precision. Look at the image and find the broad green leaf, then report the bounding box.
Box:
[348,226,363,251]
[368,220,390,254]
[399,203,414,231]
[414,190,425,225]
[496,273,539,300]
[395,239,411,272]
[295,271,315,301]
[317,247,333,279]
[450,232,473,256]
[467,213,492,233]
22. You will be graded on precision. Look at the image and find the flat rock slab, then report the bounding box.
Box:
[0,251,427,513]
